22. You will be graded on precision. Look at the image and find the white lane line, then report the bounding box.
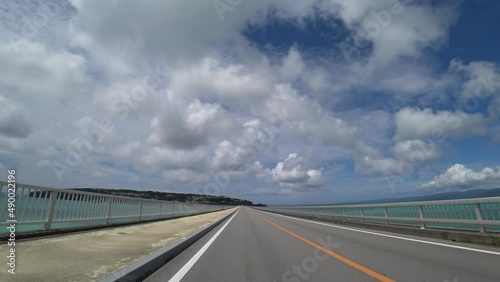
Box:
[257,210,500,256]
[169,209,240,282]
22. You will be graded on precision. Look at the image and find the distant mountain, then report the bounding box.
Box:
[71,187,264,206]
[342,188,500,205]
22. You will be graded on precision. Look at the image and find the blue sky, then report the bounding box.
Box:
[1,0,500,205]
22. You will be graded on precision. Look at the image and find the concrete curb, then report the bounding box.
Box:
[260,210,500,247]
[98,208,238,282]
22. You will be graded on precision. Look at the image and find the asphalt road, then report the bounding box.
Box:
[146,207,500,282]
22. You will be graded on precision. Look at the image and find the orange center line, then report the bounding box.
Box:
[254,213,396,282]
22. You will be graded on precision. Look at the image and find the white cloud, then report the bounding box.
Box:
[110,141,142,160]
[163,169,210,183]
[368,4,457,65]
[392,139,441,163]
[262,84,358,146]
[422,164,500,190]
[319,1,459,99]
[140,146,207,171]
[353,141,402,175]
[450,59,500,100]
[0,96,32,138]
[92,76,166,119]
[209,120,275,179]
[279,47,306,81]
[211,141,260,173]
[67,0,319,67]
[353,139,441,176]
[394,107,488,142]
[3,0,499,203]
[169,58,274,111]
[271,153,324,188]
[325,0,457,64]
[450,59,500,120]
[148,99,237,150]
[241,120,276,152]
[0,40,87,99]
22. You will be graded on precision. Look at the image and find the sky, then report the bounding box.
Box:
[1,0,500,205]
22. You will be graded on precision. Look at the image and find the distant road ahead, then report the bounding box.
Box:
[147,207,500,282]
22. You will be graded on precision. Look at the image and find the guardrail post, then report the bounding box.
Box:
[474,203,485,233]
[360,208,364,223]
[172,201,175,218]
[342,208,346,223]
[139,202,143,221]
[383,207,389,225]
[418,205,426,228]
[44,191,58,230]
[158,202,162,218]
[105,198,113,225]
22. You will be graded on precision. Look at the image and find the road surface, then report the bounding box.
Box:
[146,207,500,282]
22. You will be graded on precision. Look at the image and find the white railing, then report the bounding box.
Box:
[257,197,500,233]
[0,181,230,234]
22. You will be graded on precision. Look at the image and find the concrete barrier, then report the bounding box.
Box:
[259,209,500,247]
[99,208,238,282]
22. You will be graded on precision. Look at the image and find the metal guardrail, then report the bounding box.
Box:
[257,197,500,233]
[0,181,231,234]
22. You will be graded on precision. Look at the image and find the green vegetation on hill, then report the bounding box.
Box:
[72,187,265,206]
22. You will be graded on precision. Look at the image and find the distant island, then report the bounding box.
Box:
[71,187,266,206]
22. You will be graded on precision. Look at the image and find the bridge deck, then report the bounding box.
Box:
[148,207,500,282]
[0,208,236,282]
